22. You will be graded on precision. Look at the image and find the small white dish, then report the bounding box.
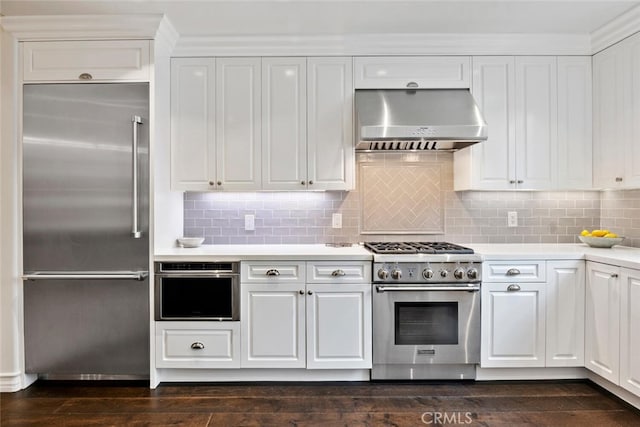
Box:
[578,235,625,248]
[176,237,205,248]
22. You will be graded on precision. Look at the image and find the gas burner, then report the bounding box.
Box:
[364,241,474,255]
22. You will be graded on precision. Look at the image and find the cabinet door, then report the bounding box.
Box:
[514,56,557,190]
[354,57,471,89]
[170,58,217,191]
[261,58,307,190]
[593,43,626,188]
[306,284,372,369]
[241,283,305,368]
[557,57,592,189]
[546,261,585,367]
[585,262,620,383]
[625,34,640,188]
[23,40,150,82]
[455,57,516,191]
[620,268,640,396]
[215,58,262,190]
[481,282,546,367]
[306,57,354,191]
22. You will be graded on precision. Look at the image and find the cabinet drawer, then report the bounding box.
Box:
[242,261,305,282]
[23,40,150,82]
[484,261,546,282]
[155,322,240,368]
[306,261,371,283]
[354,56,471,89]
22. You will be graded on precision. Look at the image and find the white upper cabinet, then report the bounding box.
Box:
[557,57,593,189]
[23,40,150,82]
[261,58,308,190]
[306,58,354,191]
[455,57,516,190]
[171,56,354,192]
[593,32,640,189]
[215,58,262,191]
[455,56,591,191]
[514,56,558,190]
[170,58,216,191]
[354,56,471,89]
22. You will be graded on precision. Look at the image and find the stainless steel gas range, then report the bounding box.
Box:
[365,242,482,380]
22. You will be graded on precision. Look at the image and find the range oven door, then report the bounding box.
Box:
[372,285,480,366]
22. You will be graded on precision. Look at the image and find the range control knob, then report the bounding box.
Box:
[422,269,434,280]
[440,269,448,278]
[377,269,389,280]
[453,268,466,280]
[391,269,402,280]
[467,268,479,280]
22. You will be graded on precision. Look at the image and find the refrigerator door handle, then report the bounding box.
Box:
[132,115,143,239]
[22,271,149,281]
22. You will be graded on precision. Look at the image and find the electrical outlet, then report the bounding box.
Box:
[507,211,518,227]
[332,213,342,229]
[244,214,255,231]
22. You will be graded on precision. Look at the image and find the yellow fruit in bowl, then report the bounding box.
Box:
[580,230,590,236]
[591,230,609,237]
[604,233,618,238]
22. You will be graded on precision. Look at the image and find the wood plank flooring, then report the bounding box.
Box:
[2,380,640,426]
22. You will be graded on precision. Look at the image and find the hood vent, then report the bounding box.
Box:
[355,89,487,151]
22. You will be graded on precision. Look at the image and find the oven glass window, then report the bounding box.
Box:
[394,302,458,345]
[161,277,233,318]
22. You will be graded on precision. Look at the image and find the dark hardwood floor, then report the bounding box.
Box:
[2,380,640,426]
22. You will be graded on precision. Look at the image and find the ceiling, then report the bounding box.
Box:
[1,1,639,38]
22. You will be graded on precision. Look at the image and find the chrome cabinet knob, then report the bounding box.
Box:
[422,269,434,279]
[440,270,448,278]
[467,268,479,280]
[453,268,465,280]
[209,181,215,186]
[301,181,306,185]
[507,284,521,292]
[307,290,313,295]
[308,180,313,185]
[391,269,402,280]
[377,269,389,280]
[299,289,304,295]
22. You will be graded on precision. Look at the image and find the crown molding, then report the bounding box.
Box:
[171,32,591,57]
[0,15,165,41]
[153,16,180,57]
[591,4,640,54]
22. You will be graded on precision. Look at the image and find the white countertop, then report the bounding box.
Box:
[155,244,372,262]
[155,243,640,270]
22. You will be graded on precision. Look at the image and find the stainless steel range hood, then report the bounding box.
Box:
[355,89,487,151]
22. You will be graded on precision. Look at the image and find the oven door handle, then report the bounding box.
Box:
[375,284,480,293]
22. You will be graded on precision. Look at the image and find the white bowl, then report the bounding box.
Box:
[176,237,205,248]
[578,235,624,248]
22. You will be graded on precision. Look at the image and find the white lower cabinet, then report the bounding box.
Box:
[620,267,640,396]
[481,260,584,369]
[240,261,371,370]
[241,283,306,368]
[546,260,585,367]
[585,262,621,383]
[481,282,546,367]
[155,322,240,368]
[586,261,640,397]
[306,283,371,369]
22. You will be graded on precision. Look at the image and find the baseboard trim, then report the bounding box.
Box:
[0,372,36,392]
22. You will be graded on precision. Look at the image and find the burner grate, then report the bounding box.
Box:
[364,241,474,255]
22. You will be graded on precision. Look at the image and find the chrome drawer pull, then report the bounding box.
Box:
[331,269,346,277]
[265,269,280,276]
[506,268,521,276]
[191,342,205,350]
[507,284,521,292]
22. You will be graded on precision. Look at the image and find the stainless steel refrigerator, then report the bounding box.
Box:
[22,83,150,379]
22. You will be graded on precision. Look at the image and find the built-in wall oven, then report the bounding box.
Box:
[366,242,481,380]
[154,262,240,321]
